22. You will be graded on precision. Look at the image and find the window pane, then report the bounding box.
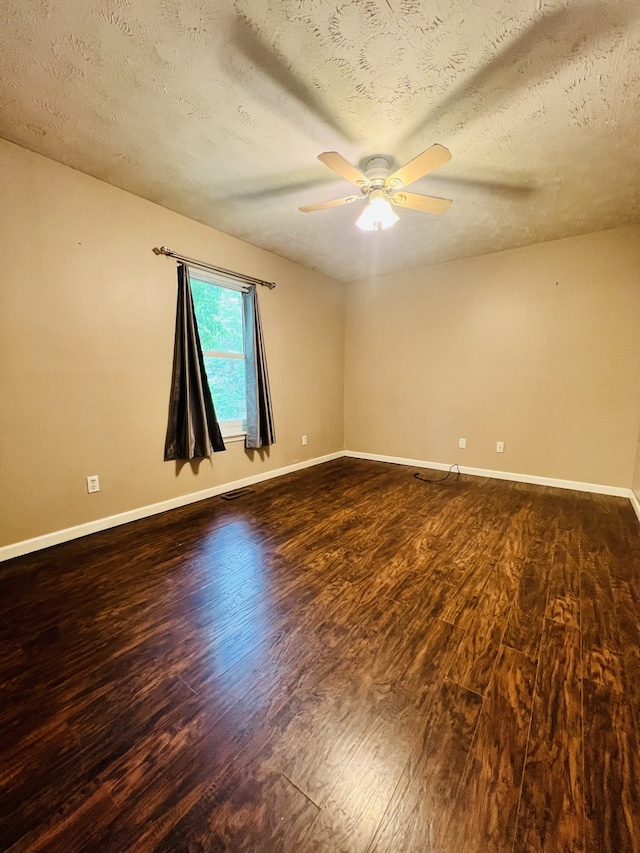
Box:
[203,356,247,423]
[191,279,244,354]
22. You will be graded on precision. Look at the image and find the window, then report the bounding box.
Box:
[190,270,248,437]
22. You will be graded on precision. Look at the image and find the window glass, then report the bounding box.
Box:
[202,356,247,423]
[191,275,247,431]
[191,279,244,354]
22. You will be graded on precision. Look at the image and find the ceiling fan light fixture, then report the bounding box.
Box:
[355,190,399,232]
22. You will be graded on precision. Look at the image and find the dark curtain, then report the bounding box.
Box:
[244,285,276,449]
[164,264,226,460]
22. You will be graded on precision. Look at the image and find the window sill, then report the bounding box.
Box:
[222,431,247,444]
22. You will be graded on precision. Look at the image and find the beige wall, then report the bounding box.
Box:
[345,227,640,489]
[2,138,639,551]
[0,140,345,547]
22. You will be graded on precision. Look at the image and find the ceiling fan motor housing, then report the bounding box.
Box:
[362,154,394,186]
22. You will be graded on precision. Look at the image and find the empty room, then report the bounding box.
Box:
[1,1,640,851]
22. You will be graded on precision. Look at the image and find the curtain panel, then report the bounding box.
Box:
[244,285,276,449]
[164,264,226,460]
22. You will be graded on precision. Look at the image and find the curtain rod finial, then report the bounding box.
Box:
[153,246,169,256]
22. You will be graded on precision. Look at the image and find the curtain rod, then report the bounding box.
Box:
[153,246,276,289]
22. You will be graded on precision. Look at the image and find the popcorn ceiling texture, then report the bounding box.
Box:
[0,0,638,281]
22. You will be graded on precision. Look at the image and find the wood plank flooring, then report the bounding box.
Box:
[1,457,639,852]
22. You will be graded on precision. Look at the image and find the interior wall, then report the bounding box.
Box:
[345,226,640,489]
[0,139,345,548]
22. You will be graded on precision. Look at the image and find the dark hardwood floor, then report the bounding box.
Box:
[1,457,639,852]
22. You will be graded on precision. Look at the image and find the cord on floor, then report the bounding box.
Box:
[413,464,461,485]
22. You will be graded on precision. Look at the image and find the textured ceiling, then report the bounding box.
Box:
[1,0,639,281]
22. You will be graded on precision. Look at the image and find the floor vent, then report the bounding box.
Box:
[219,488,255,501]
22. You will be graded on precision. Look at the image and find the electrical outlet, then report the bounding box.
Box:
[87,475,100,493]
[496,441,505,453]
[301,435,307,446]
[458,437,466,449]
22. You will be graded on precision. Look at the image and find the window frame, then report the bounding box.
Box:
[188,266,249,440]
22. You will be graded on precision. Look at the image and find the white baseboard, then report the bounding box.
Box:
[3,449,637,562]
[0,451,344,563]
[344,450,634,499]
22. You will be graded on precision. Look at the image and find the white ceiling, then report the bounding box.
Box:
[1,0,639,281]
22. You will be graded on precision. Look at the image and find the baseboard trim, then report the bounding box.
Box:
[3,449,637,561]
[344,450,633,499]
[0,451,344,563]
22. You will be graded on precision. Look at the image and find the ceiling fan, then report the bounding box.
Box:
[300,144,453,231]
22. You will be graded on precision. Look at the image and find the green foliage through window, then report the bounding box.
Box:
[191,277,247,425]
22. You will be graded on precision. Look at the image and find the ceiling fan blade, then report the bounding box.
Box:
[299,195,363,213]
[318,152,370,187]
[387,144,452,189]
[390,191,452,215]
